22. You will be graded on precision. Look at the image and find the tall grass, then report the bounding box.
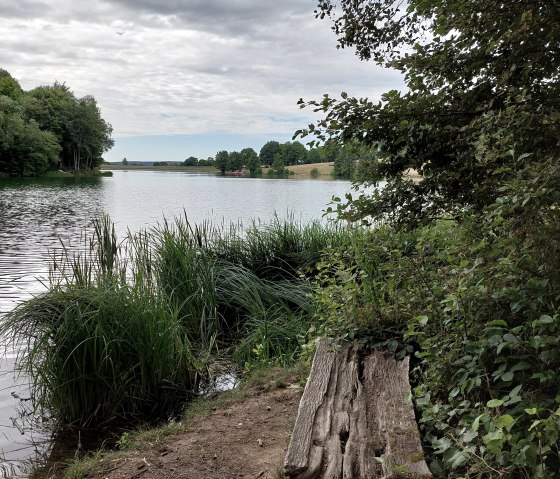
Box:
[3,286,195,426]
[3,216,196,426]
[0,213,350,427]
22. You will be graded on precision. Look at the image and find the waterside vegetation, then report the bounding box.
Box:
[101,161,337,179]
[2,0,559,477]
[293,1,560,477]
[1,214,350,429]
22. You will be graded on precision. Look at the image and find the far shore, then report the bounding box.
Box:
[101,162,337,179]
[100,164,217,173]
[100,163,422,180]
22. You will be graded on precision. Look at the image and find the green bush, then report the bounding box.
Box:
[311,163,560,477]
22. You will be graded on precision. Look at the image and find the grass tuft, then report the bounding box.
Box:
[1,213,347,428]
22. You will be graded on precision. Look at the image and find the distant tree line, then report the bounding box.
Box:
[212,140,377,178]
[0,69,113,177]
[181,156,215,167]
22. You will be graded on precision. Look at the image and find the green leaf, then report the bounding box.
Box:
[462,429,478,443]
[414,315,429,326]
[487,399,504,408]
[472,414,485,432]
[529,419,542,431]
[485,319,508,328]
[501,371,514,382]
[445,448,469,469]
[510,362,531,372]
[482,429,504,444]
[533,315,554,327]
[509,384,522,397]
[494,414,515,430]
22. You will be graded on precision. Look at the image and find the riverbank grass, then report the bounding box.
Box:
[1,214,349,429]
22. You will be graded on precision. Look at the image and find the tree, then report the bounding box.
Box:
[307,147,322,164]
[270,152,287,176]
[215,150,229,174]
[282,141,308,166]
[228,151,243,171]
[69,95,114,170]
[300,1,560,225]
[259,141,281,167]
[183,156,198,166]
[122,157,129,165]
[241,147,261,175]
[198,157,214,167]
[0,71,113,176]
[0,69,23,100]
[319,142,340,164]
[0,96,61,176]
[26,83,113,172]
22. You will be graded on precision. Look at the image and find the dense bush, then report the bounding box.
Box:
[311,163,560,477]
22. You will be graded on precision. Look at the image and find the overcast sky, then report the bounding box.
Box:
[0,0,404,162]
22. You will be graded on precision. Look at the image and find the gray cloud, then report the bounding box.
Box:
[103,0,311,34]
[0,0,404,149]
[0,0,52,19]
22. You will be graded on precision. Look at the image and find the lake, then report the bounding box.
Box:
[0,170,353,476]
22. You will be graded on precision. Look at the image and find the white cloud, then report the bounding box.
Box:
[0,0,404,155]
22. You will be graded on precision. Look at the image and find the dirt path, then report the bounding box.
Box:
[81,384,303,479]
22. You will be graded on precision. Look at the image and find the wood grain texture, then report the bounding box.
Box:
[284,340,432,478]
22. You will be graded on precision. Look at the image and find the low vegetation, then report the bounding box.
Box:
[313,211,560,477]
[296,1,560,477]
[1,214,350,429]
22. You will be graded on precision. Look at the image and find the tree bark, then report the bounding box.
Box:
[284,339,432,478]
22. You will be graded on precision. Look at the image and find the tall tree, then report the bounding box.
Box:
[240,147,260,175]
[0,96,61,176]
[25,83,113,172]
[183,156,198,166]
[259,141,281,166]
[300,1,560,225]
[270,152,287,176]
[228,151,243,171]
[0,69,23,100]
[282,141,308,166]
[215,150,229,174]
[306,147,322,164]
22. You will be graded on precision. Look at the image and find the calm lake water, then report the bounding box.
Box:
[0,170,353,476]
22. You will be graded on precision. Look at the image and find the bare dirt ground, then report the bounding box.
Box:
[70,378,304,479]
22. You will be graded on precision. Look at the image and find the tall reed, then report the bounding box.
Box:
[3,285,195,426]
[0,213,350,427]
[2,215,196,427]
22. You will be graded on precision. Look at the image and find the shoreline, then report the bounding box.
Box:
[101,162,337,179]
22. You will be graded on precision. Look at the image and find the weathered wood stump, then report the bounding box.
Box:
[284,339,432,478]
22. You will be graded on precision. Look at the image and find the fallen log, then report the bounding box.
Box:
[284,339,432,478]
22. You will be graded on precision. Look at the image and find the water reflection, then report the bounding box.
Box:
[0,177,105,318]
[0,361,52,478]
[0,177,106,477]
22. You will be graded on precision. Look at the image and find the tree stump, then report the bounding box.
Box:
[284,339,432,478]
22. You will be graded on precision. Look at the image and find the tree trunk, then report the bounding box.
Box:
[284,339,432,479]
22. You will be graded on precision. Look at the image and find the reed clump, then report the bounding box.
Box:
[1,213,348,428]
